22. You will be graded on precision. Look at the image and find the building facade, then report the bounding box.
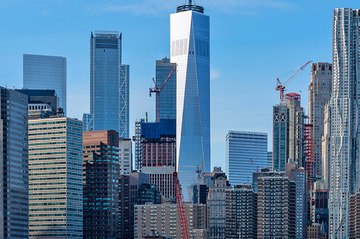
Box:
[28,116,83,238]
[82,113,94,132]
[225,131,268,185]
[119,138,132,175]
[23,54,67,113]
[170,2,211,195]
[308,62,332,179]
[257,172,296,239]
[90,31,129,137]
[155,57,177,121]
[273,102,289,171]
[0,88,29,238]
[329,8,360,238]
[349,190,360,239]
[82,130,120,238]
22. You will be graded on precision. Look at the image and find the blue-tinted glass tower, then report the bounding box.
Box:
[90,31,129,138]
[170,2,210,198]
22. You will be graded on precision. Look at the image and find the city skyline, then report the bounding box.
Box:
[0,0,358,169]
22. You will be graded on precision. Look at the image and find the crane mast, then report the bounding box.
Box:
[173,172,190,239]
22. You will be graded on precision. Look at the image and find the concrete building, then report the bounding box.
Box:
[82,130,120,238]
[134,203,208,239]
[23,54,66,113]
[155,57,176,121]
[225,185,257,239]
[349,190,360,239]
[28,115,83,238]
[321,104,331,189]
[225,131,268,185]
[171,1,211,195]
[257,171,296,238]
[207,168,230,239]
[0,87,29,238]
[137,184,162,205]
[90,31,129,137]
[119,138,132,175]
[329,8,360,238]
[308,62,332,179]
[141,119,176,201]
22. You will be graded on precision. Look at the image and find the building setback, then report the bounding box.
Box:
[28,115,83,238]
[23,54,67,114]
[0,87,29,238]
[329,8,360,238]
[82,130,120,238]
[225,131,268,185]
[90,31,129,137]
[171,1,211,195]
[257,171,296,239]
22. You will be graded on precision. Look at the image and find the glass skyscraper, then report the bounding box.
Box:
[170,2,210,197]
[23,54,67,114]
[90,31,129,138]
[329,8,360,238]
[0,87,29,238]
[225,131,268,185]
[155,57,176,121]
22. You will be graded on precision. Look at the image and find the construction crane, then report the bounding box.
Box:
[173,172,190,239]
[275,60,312,102]
[149,64,177,122]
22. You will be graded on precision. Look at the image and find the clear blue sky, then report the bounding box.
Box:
[0,0,357,169]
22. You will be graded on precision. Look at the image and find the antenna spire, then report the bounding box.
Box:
[189,0,192,5]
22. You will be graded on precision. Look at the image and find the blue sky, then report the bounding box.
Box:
[0,0,358,169]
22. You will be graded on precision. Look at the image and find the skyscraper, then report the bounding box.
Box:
[0,87,29,238]
[225,131,268,185]
[329,8,360,238]
[28,115,83,238]
[170,1,210,197]
[308,63,332,179]
[90,31,129,138]
[23,54,67,113]
[273,102,289,171]
[155,57,176,121]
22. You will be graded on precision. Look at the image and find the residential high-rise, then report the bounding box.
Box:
[257,171,296,239]
[273,102,289,171]
[134,119,145,171]
[170,1,210,195]
[82,130,120,238]
[28,115,83,238]
[225,131,268,185]
[329,8,360,238]
[23,54,66,113]
[119,138,132,175]
[349,190,360,239]
[308,63,332,179]
[141,119,176,201]
[0,87,29,238]
[225,185,257,239]
[155,57,176,121]
[90,31,129,137]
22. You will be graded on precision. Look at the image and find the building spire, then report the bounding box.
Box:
[177,0,204,13]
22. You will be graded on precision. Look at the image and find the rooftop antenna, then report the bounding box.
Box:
[189,0,192,5]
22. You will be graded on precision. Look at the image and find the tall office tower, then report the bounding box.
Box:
[207,168,230,239]
[134,119,145,171]
[308,63,332,179]
[90,31,130,137]
[349,190,360,239]
[267,151,272,169]
[23,54,67,113]
[119,138,132,175]
[329,8,360,238]
[170,1,210,194]
[15,89,58,116]
[119,172,149,239]
[257,172,296,239]
[82,113,94,132]
[134,203,208,239]
[0,87,28,238]
[311,187,329,237]
[273,102,289,171]
[155,57,177,121]
[83,130,120,238]
[286,164,307,239]
[28,115,82,238]
[225,185,257,239]
[225,131,268,185]
[286,93,304,166]
[141,119,176,200]
[136,184,162,205]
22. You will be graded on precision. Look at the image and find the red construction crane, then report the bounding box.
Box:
[149,64,177,122]
[275,60,312,102]
[173,172,190,239]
